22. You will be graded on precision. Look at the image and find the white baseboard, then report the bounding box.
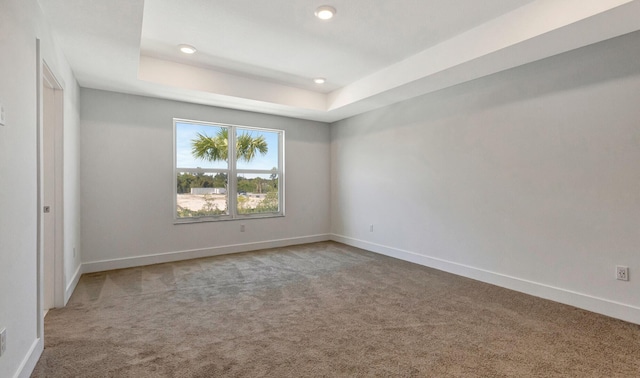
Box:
[14,337,43,378]
[64,264,83,305]
[330,234,640,325]
[82,234,331,274]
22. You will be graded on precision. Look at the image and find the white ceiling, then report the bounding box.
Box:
[140,0,534,92]
[38,0,640,122]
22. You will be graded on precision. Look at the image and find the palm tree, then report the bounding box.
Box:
[191,128,268,163]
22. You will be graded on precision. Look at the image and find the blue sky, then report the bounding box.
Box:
[176,122,279,170]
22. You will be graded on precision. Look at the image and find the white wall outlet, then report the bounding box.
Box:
[616,266,629,281]
[369,224,374,232]
[240,224,245,232]
[0,103,6,126]
[0,327,6,357]
[73,247,77,258]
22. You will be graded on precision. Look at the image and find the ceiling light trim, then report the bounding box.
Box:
[178,44,197,54]
[315,5,336,20]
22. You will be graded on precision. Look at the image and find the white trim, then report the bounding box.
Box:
[43,61,66,309]
[330,234,640,325]
[39,58,66,324]
[14,338,43,378]
[82,234,330,273]
[64,264,83,304]
[36,37,44,343]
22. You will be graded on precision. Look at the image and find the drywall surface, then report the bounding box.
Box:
[331,31,640,323]
[0,0,81,376]
[80,89,330,268]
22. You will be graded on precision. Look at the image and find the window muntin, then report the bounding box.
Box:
[174,119,284,222]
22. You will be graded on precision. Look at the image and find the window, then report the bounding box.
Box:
[174,119,284,222]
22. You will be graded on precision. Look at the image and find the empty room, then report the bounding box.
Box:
[1,0,640,377]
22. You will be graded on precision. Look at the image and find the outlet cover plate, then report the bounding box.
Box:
[0,327,6,356]
[0,103,6,126]
[616,266,629,281]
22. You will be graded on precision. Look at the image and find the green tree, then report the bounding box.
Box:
[237,177,253,194]
[191,129,268,163]
[212,173,228,188]
[177,173,195,194]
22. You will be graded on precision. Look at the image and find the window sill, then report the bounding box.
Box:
[173,213,285,225]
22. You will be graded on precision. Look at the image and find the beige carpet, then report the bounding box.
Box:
[32,242,639,377]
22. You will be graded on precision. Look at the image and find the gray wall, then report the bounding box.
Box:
[0,0,82,376]
[80,89,331,270]
[331,31,640,323]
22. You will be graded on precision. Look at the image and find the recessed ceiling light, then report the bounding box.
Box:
[314,77,326,84]
[315,5,336,20]
[178,44,197,54]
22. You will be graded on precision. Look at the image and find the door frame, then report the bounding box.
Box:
[36,40,65,338]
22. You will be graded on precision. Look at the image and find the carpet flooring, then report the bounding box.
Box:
[32,241,640,377]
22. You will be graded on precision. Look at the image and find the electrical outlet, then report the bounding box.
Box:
[73,247,76,258]
[0,103,6,126]
[240,224,245,232]
[0,327,6,357]
[369,224,374,232]
[616,266,629,281]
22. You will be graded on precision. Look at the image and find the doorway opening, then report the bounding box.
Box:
[39,60,65,320]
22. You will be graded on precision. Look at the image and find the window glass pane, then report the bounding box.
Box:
[236,128,279,171]
[237,174,279,214]
[177,172,228,218]
[174,119,283,222]
[176,122,228,169]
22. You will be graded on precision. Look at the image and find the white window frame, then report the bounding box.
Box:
[173,118,285,223]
